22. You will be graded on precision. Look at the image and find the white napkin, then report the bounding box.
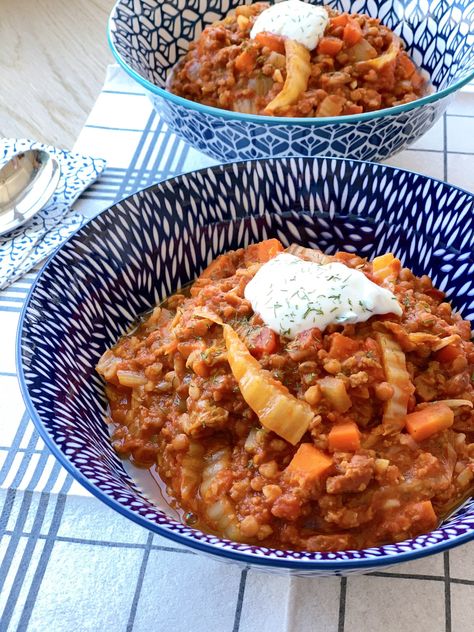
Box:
[0,138,106,289]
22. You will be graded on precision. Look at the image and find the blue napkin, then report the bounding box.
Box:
[0,138,106,289]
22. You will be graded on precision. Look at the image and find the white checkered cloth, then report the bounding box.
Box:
[1,65,473,632]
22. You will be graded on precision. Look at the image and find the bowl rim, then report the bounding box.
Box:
[107,0,474,127]
[17,156,474,571]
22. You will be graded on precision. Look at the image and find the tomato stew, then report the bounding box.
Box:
[97,242,474,551]
[168,3,428,117]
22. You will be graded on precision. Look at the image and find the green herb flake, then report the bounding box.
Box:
[273,301,282,317]
[358,300,373,313]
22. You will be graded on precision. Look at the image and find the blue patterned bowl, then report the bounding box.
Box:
[19,158,474,575]
[108,0,474,162]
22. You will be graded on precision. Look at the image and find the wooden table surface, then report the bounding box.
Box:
[0,0,115,149]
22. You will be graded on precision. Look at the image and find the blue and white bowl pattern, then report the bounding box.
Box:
[108,0,474,162]
[19,158,474,575]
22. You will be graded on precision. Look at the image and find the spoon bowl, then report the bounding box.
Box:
[0,149,60,237]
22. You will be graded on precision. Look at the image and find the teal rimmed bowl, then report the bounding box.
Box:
[108,0,474,161]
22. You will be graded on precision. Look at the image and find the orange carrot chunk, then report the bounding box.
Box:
[435,344,462,364]
[330,13,349,28]
[244,238,284,264]
[373,252,395,271]
[317,36,344,56]
[372,253,401,283]
[328,333,359,359]
[286,444,333,485]
[235,49,257,73]
[200,253,235,280]
[343,19,363,46]
[255,31,286,54]
[328,422,361,452]
[405,403,454,441]
[250,327,278,358]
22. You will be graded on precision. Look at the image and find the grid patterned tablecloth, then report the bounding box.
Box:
[1,65,473,632]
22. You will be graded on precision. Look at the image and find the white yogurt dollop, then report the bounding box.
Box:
[250,0,329,51]
[244,253,402,338]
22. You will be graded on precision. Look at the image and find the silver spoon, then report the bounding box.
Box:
[0,149,61,237]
